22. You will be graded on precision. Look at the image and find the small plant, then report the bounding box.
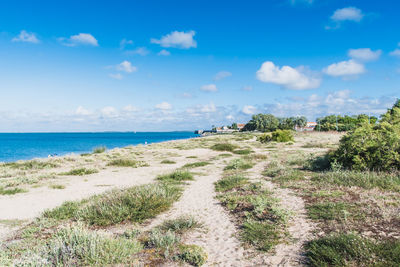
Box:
[92,146,106,154]
[161,159,176,164]
[157,170,194,183]
[49,184,65,189]
[61,168,98,176]
[210,143,237,152]
[0,187,27,195]
[177,244,208,266]
[107,159,148,168]
[233,149,253,155]
[224,158,253,171]
[182,161,210,168]
[147,229,180,258]
[4,160,58,170]
[159,216,201,234]
[215,174,248,192]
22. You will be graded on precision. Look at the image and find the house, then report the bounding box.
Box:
[237,123,245,131]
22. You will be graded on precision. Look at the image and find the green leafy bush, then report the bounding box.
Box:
[258,130,294,143]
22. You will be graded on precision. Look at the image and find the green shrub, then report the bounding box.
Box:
[306,233,400,266]
[147,229,180,258]
[210,143,237,152]
[61,168,98,176]
[330,101,400,171]
[4,160,58,170]
[107,159,148,168]
[233,149,253,155]
[307,202,355,220]
[215,174,248,192]
[93,146,106,154]
[258,130,294,143]
[177,244,208,266]
[241,220,282,252]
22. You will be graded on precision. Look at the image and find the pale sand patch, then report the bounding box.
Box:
[0,147,215,239]
[143,161,249,266]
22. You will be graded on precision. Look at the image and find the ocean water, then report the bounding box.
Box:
[0,132,198,163]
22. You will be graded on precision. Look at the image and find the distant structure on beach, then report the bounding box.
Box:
[295,122,317,132]
[195,122,245,135]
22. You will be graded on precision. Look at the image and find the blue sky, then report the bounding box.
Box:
[0,0,399,132]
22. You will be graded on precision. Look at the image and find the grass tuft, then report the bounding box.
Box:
[107,158,148,168]
[61,168,98,176]
[157,170,194,183]
[224,158,254,171]
[92,146,106,154]
[182,161,210,169]
[0,186,27,195]
[215,174,248,192]
[161,159,176,164]
[210,143,237,152]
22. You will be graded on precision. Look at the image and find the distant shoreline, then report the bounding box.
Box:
[0,132,199,163]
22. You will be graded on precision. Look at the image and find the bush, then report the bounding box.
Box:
[177,244,208,266]
[258,130,294,143]
[330,100,400,171]
[157,170,194,183]
[182,161,210,168]
[0,187,27,195]
[224,158,253,171]
[159,216,201,234]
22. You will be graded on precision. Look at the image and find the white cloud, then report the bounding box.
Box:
[151,30,197,49]
[60,33,98,47]
[226,115,234,120]
[75,106,91,116]
[109,73,123,80]
[323,59,365,77]
[214,71,232,81]
[242,105,257,115]
[256,61,321,90]
[390,49,400,57]
[101,106,118,118]
[12,30,40,43]
[155,102,172,110]
[331,7,364,22]
[242,86,253,91]
[200,84,218,92]
[116,61,137,73]
[126,47,150,56]
[348,48,381,61]
[158,49,171,56]
[201,103,217,113]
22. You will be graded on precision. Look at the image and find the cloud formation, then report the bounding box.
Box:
[116,61,137,73]
[151,30,197,49]
[158,49,171,56]
[126,47,150,56]
[200,84,218,92]
[256,61,321,90]
[60,33,98,47]
[323,59,365,77]
[331,7,364,22]
[12,30,40,43]
[348,48,381,61]
[242,105,257,115]
[214,71,232,81]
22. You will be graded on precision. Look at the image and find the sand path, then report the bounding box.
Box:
[144,159,249,266]
[246,159,315,266]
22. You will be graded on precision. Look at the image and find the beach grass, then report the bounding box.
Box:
[61,168,98,176]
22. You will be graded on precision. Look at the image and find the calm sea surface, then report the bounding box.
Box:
[0,132,198,162]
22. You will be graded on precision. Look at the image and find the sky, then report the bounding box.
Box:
[0,0,399,132]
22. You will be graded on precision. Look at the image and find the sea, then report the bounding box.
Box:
[0,132,199,163]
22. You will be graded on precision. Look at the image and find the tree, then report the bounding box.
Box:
[231,123,238,130]
[243,114,279,132]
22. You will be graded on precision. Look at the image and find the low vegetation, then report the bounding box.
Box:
[182,161,210,169]
[157,170,194,183]
[44,183,182,226]
[92,146,106,154]
[61,167,98,176]
[0,186,27,195]
[258,129,294,143]
[107,158,148,168]
[3,160,58,170]
[161,159,176,164]
[224,158,254,171]
[210,143,237,152]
